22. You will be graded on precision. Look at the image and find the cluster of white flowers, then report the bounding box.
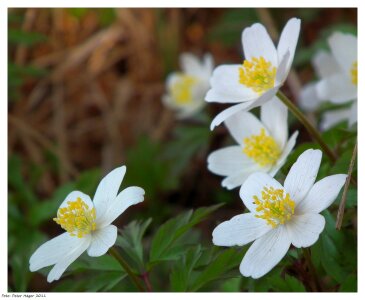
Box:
[204,18,348,278]
[30,17,351,285]
[299,32,357,130]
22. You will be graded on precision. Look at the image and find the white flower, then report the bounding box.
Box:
[212,149,346,279]
[208,98,298,190]
[299,32,357,129]
[205,18,301,130]
[29,166,145,283]
[163,53,214,118]
[299,50,340,112]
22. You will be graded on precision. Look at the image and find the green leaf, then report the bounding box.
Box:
[170,245,202,291]
[70,254,123,272]
[270,275,306,292]
[339,274,357,292]
[190,248,243,291]
[219,277,242,292]
[318,233,347,283]
[116,218,152,270]
[149,204,222,264]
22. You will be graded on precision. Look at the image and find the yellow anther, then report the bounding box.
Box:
[53,197,96,238]
[243,128,281,167]
[170,74,198,104]
[238,56,277,94]
[254,187,295,228]
[351,61,357,86]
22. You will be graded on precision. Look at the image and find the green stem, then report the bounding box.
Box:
[303,248,322,292]
[276,90,337,162]
[109,247,145,292]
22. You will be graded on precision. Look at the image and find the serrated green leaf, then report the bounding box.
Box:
[149,204,222,265]
[116,218,152,270]
[170,245,202,291]
[190,248,243,291]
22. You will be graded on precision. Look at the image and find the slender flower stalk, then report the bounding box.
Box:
[108,247,146,292]
[276,90,337,162]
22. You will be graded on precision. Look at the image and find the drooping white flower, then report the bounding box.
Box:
[29,166,145,283]
[208,98,298,190]
[299,32,357,130]
[163,53,214,118]
[212,149,346,279]
[205,18,301,130]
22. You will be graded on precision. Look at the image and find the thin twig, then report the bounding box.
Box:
[336,140,357,230]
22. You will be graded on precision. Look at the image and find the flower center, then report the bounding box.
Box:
[351,61,357,86]
[53,197,96,238]
[243,128,281,167]
[171,75,198,104]
[238,56,277,94]
[253,187,295,228]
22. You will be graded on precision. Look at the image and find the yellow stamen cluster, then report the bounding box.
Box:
[254,187,295,228]
[351,61,357,86]
[238,56,277,94]
[53,197,96,238]
[171,75,198,105]
[243,128,281,167]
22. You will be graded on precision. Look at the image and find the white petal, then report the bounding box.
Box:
[206,65,257,103]
[348,101,357,127]
[30,233,83,272]
[286,214,325,248]
[225,110,268,146]
[275,50,290,84]
[277,18,301,75]
[320,108,352,131]
[221,169,265,190]
[269,131,299,176]
[242,23,278,67]
[240,172,284,212]
[58,191,93,211]
[207,146,258,176]
[202,53,214,78]
[210,87,279,130]
[284,149,322,204]
[296,174,347,214]
[87,225,118,257]
[328,32,357,74]
[316,73,357,104]
[210,101,255,130]
[212,213,272,247]
[312,50,341,78]
[298,83,321,112]
[47,235,91,282]
[260,96,288,150]
[93,166,126,224]
[240,225,291,279]
[96,186,145,228]
[180,53,203,75]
